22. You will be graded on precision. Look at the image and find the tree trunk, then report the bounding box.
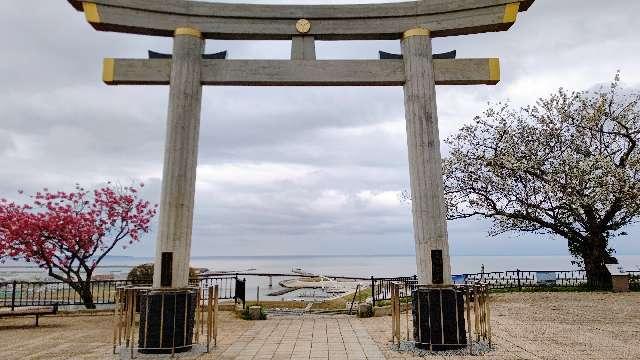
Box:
[78,282,96,309]
[581,235,613,290]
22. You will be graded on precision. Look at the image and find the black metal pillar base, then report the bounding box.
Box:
[412,287,467,351]
[138,289,197,354]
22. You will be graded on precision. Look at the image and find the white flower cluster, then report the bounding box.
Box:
[442,74,639,279]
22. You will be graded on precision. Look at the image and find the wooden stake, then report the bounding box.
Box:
[465,287,473,355]
[207,287,213,353]
[396,287,401,344]
[486,287,492,347]
[112,289,119,354]
[194,289,201,343]
[213,285,219,347]
[474,285,480,342]
[405,294,410,341]
[201,288,205,337]
[130,289,136,359]
[124,290,131,347]
[391,285,395,343]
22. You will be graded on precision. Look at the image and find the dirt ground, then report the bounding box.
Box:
[0,292,638,359]
[363,291,640,360]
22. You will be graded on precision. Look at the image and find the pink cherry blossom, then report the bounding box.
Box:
[0,182,157,308]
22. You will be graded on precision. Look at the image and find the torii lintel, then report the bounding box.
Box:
[102,58,501,86]
[69,0,534,40]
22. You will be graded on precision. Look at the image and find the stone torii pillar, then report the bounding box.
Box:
[153,27,204,289]
[401,28,451,286]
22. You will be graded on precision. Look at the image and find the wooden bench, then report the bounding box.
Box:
[0,304,59,326]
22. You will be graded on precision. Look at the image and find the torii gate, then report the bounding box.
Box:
[67,0,533,353]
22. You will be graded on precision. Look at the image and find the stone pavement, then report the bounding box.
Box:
[219,316,385,360]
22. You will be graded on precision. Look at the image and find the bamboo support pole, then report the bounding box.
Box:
[390,284,401,346]
[195,288,201,342]
[112,289,119,354]
[480,288,484,339]
[213,285,219,347]
[405,295,410,341]
[484,286,489,339]
[391,285,395,343]
[124,290,131,347]
[465,287,473,355]
[483,287,488,339]
[122,290,127,347]
[201,288,205,336]
[120,289,125,346]
[207,286,213,353]
[130,289,136,359]
[474,285,480,342]
[486,287,492,347]
[396,287,401,344]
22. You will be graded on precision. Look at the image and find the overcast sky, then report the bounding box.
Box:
[0,0,639,258]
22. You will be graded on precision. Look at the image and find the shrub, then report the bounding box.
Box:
[127,263,199,285]
[239,306,267,320]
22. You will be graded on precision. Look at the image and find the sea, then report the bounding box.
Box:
[2,254,640,282]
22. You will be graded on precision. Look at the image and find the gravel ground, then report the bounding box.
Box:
[361,291,640,359]
[0,292,638,359]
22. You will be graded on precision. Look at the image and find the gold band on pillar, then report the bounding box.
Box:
[174,27,203,38]
[402,28,431,39]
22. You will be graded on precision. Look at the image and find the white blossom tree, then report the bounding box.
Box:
[443,75,640,289]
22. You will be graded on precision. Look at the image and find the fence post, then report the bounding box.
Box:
[348,284,360,315]
[370,276,375,307]
[241,278,246,309]
[234,275,238,305]
[11,280,17,311]
[516,269,522,291]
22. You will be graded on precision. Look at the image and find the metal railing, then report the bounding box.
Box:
[0,274,245,309]
[2,269,636,309]
[629,271,640,290]
[464,269,605,289]
[372,269,640,304]
[371,276,417,307]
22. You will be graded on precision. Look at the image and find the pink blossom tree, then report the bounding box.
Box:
[0,183,157,308]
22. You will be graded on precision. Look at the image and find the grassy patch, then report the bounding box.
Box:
[311,288,372,310]
[374,296,412,307]
[243,300,309,309]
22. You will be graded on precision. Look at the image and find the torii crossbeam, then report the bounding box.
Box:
[67,0,534,353]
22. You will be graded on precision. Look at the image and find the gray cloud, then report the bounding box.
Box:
[0,0,639,258]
